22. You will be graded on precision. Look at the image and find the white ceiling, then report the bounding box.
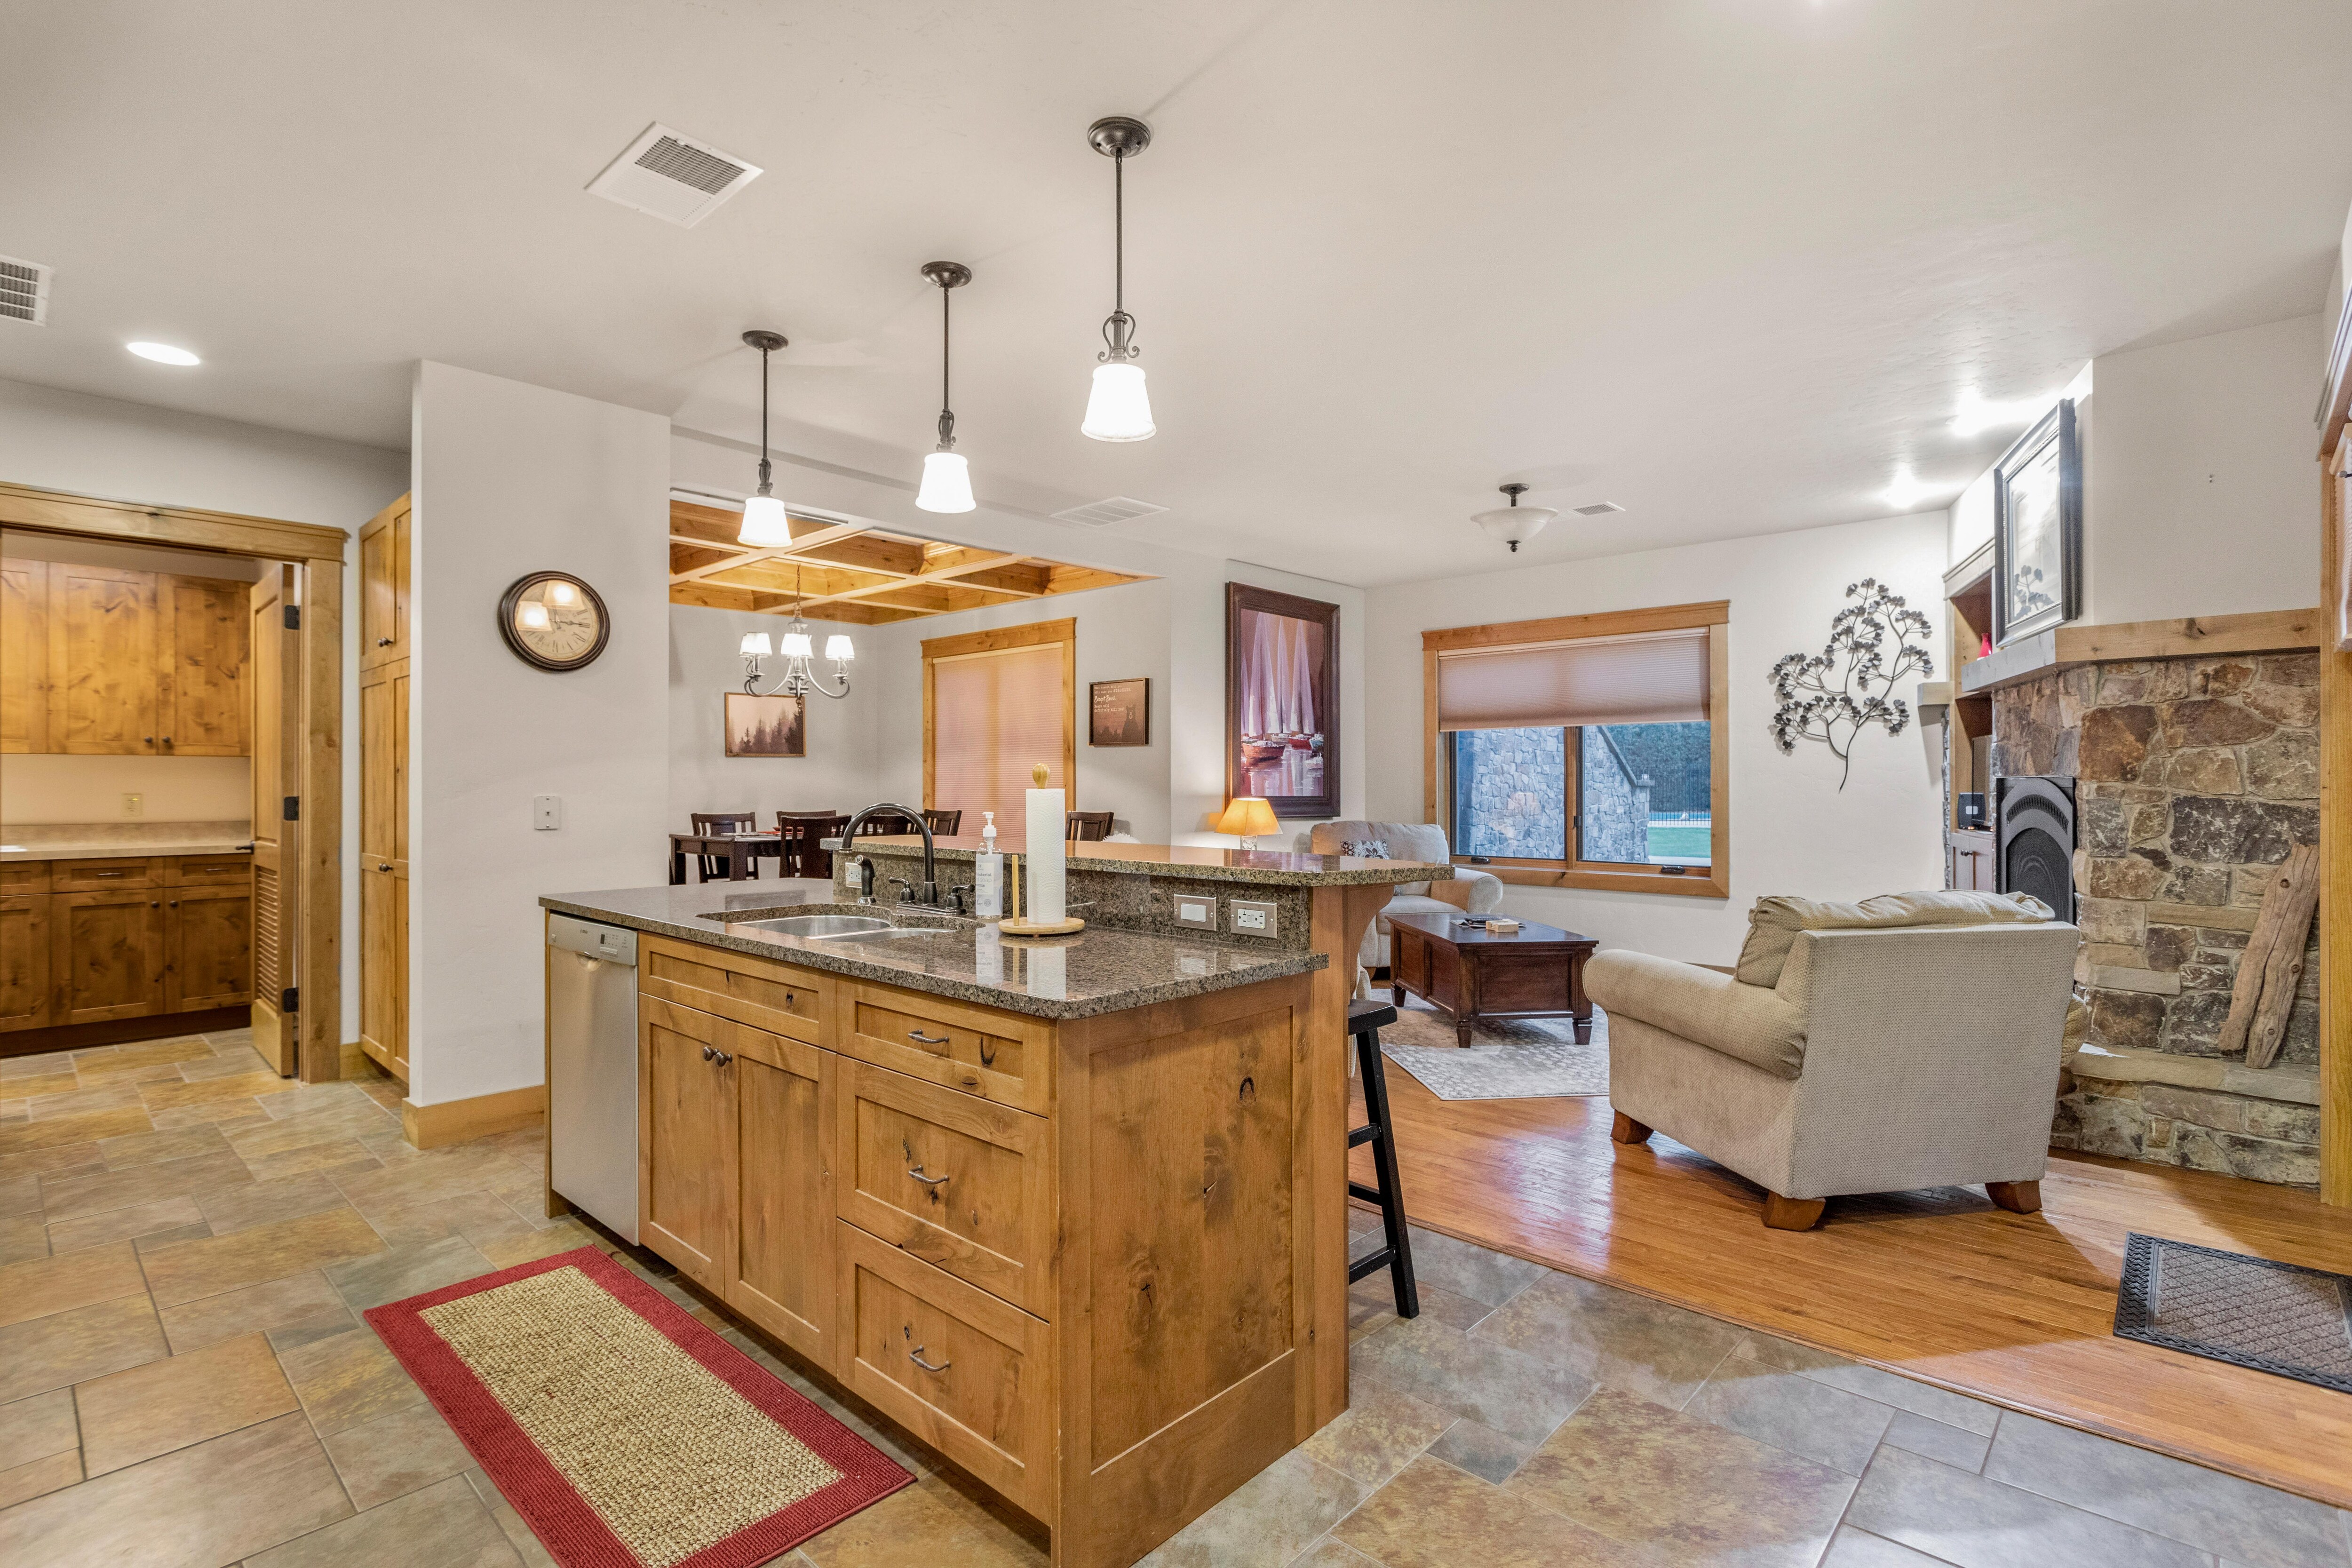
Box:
[3,1,2348,586]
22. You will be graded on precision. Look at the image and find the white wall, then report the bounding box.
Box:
[667,602,880,826]
[0,377,406,1047]
[410,363,669,1106]
[2081,314,2320,623]
[1365,512,1950,964]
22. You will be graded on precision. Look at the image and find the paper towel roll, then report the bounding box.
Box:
[1025,780,1066,923]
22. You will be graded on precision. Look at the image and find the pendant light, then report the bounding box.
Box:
[915,261,976,513]
[1473,483,1557,553]
[738,329,793,546]
[1081,116,1155,441]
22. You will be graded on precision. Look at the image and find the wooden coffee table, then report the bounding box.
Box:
[1385,908,1598,1046]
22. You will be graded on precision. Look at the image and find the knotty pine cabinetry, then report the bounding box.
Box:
[0,855,254,1033]
[618,931,1317,1567]
[0,558,250,756]
[357,496,411,1081]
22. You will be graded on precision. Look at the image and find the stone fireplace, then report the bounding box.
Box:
[1989,651,2321,1186]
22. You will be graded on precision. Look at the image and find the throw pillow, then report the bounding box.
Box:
[1733,889,2057,987]
[1340,838,1390,859]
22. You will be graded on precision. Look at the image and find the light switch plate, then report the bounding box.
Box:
[533,795,563,831]
[1173,894,1216,931]
[1229,898,1277,938]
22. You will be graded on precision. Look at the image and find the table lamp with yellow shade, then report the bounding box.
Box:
[1214,796,1279,851]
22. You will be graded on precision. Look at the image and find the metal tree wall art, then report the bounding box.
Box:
[1768,578,1935,790]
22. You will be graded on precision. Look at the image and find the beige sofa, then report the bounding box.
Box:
[1585,891,2079,1230]
[1307,820,1504,969]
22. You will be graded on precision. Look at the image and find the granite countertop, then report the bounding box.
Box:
[0,820,255,862]
[540,881,1326,1021]
[843,836,1452,887]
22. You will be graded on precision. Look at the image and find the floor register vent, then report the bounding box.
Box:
[587,124,763,228]
[0,255,52,324]
[1051,495,1168,527]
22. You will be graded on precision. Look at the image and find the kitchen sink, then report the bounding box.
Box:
[739,914,894,938]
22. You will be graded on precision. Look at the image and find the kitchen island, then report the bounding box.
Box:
[541,844,1440,1568]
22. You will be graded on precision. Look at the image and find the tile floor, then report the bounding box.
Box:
[3,1029,2348,1568]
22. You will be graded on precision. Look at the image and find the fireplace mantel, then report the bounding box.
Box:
[1959,606,2322,696]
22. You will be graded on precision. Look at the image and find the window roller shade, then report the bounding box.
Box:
[931,642,1067,841]
[1438,628,1708,732]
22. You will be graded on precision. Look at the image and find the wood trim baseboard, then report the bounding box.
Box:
[0,1006,250,1059]
[400,1084,545,1150]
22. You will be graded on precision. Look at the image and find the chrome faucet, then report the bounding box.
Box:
[841,803,938,907]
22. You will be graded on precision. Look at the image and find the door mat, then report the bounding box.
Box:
[2114,1233,2352,1395]
[366,1246,911,1568]
[1376,1004,1609,1100]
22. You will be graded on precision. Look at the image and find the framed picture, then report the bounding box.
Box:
[1089,677,1150,747]
[723,692,804,757]
[1227,582,1340,820]
[1993,399,2082,646]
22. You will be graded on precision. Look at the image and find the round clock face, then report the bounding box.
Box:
[497,572,610,671]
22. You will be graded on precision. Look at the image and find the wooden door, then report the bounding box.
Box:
[639,997,738,1291]
[249,569,302,1074]
[358,660,409,1080]
[0,559,49,754]
[728,1033,837,1370]
[156,574,251,756]
[51,889,167,1024]
[0,895,51,1032]
[165,885,253,1012]
[48,563,157,754]
[358,497,409,670]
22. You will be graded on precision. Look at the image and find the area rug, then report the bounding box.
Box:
[2114,1233,2352,1395]
[1375,1002,1610,1100]
[366,1246,910,1568]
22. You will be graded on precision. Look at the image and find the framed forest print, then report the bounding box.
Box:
[724,692,805,757]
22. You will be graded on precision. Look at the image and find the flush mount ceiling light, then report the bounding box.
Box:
[1472,483,1557,553]
[915,261,976,514]
[127,341,200,366]
[1081,115,1155,442]
[738,329,792,546]
[740,564,852,701]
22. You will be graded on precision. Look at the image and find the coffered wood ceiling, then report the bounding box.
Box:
[667,499,1146,623]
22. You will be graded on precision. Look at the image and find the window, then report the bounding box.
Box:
[923,618,1075,842]
[1422,602,1729,896]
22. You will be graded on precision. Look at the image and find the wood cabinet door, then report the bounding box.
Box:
[639,996,738,1292]
[0,558,49,754]
[358,661,408,1079]
[156,574,251,756]
[48,563,157,754]
[727,1029,838,1370]
[0,895,52,1032]
[51,889,167,1024]
[358,498,409,670]
[166,886,254,1012]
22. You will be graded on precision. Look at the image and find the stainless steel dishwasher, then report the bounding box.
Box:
[546,914,639,1242]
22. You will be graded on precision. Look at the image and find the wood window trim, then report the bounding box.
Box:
[1424,601,1731,900]
[920,615,1078,812]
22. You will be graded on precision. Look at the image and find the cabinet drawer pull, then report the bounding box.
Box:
[701,1045,716,1061]
[376,637,394,646]
[907,1029,949,1046]
[904,1330,950,1375]
[905,1163,950,1187]
[378,863,392,872]
[713,1050,733,1067]
[94,870,127,877]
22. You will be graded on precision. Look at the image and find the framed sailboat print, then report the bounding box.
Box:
[1226,582,1339,820]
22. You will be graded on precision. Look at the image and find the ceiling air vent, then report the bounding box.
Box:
[1573,501,1625,517]
[587,124,763,228]
[0,255,52,325]
[1051,495,1168,527]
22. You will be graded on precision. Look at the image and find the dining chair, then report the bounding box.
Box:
[775,812,850,879]
[922,809,962,836]
[690,812,761,880]
[1066,811,1115,842]
[850,809,920,838]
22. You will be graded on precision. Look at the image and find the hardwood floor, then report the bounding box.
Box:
[1352,1068,2352,1511]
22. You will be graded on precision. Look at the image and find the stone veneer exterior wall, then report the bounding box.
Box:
[1990,651,2321,1186]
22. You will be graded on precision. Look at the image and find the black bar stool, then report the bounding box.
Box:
[1346,999,1419,1319]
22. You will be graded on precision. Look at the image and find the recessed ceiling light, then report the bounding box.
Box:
[127,341,200,366]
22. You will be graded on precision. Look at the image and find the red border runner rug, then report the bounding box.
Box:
[366,1245,910,1568]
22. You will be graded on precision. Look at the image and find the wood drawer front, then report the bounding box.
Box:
[51,858,155,892]
[838,1060,1052,1320]
[641,935,823,1043]
[0,863,48,894]
[840,980,1052,1114]
[164,853,252,887]
[836,1220,1051,1515]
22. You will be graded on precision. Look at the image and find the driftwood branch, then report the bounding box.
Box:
[2220,843,2319,1069]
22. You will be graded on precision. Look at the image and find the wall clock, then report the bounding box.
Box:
[497,571,610,671]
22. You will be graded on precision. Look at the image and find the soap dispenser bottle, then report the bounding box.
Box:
[975,811,1003,918]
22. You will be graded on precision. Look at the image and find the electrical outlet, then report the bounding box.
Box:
[1229,898,1277,938]
[533,795,563,831]
[1173,894,1216,930]
[121,793,143,818]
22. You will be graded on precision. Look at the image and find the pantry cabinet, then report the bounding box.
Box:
[0,855,253,1034]
[0,557,250,756]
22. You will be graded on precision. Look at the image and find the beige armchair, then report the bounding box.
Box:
[1308,820,1503,968]
[1586,891,2079,1230]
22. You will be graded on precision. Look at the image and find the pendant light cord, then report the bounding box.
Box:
[1114,150,1125,318]
[757,342,773,493]
[938,281,954,447]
